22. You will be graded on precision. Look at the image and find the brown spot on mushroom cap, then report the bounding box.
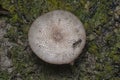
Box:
[51,25,64,43]
[28,10,86,64]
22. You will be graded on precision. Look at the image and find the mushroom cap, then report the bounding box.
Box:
[28,10,86,64]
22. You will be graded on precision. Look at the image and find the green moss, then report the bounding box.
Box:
[4,26,18,42]
[110,77,120,80]
[88,42,99,55]
[0,0,120,80]
[0,71,10,80]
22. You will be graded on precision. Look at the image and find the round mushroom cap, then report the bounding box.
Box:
[28,10,86,64]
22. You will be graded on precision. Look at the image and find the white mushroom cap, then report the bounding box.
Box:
[28,10,86,64]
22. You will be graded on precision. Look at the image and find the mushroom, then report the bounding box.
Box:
[28,10,86,65]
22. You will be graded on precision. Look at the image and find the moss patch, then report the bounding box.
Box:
[0,0,120,80]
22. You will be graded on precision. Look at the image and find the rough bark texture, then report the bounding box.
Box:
[0,0,120,80]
